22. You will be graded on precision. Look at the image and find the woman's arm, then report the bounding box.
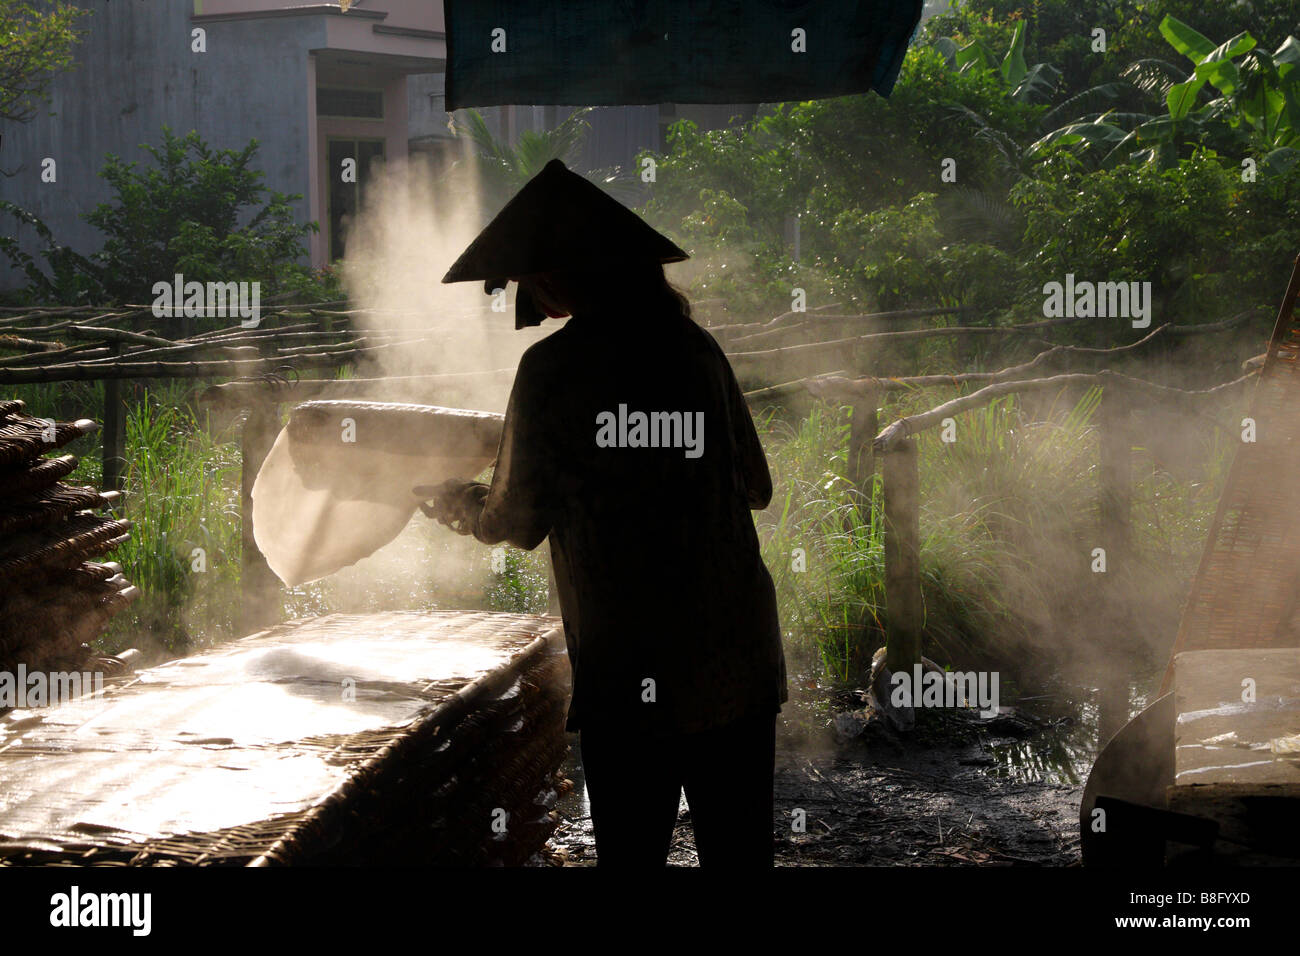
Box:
[466,347,555,550]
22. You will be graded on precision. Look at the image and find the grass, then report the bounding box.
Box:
[757,384,1231,690]
[103,388,243,654]
[5,377,1229,690]
[6,380,549,657]
[759,401,885,682]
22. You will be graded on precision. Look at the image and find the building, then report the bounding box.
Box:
[0,0,764,287]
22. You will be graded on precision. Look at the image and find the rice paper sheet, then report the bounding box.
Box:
[252,401,502,586]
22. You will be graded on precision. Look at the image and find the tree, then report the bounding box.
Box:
[84,126,316,307]
[0,0,87,125]
[453,107,637,211]
[0,196,102,303]
[932,20,1062,104]
[926,0,1139,93]
[1029,16,1300,174]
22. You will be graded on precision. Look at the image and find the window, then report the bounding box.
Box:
[327,138,385,261]
[317,87,384,119]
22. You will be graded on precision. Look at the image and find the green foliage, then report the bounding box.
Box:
[100,388,243,654]
[644,46,1044,241]
[1029,15,1300,171]
[679,187,755,244]
[925,0,1129,94]
[823,191,1023,312]
[643,7,1300,330]
[761,387,1227,683]
[84,127,316,305]
[454,107,594,204]
[933,19,1062,103]
[273,262,346,303]
[0,0,88,123]
[481,546,550,613]
[759,402,884,681]
[1012,150,1244,319]
[639,46,1046,313]
[0,197,104,304]
[1106,0,1300,71]
[453,107,638,212]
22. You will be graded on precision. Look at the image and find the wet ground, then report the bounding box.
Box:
[541,696,1093,867]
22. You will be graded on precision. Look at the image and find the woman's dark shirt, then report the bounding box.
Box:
[469,309,787,736]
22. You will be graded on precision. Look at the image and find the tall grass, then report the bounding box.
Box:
[759,385,1229,688]
[5,376,1227,683]
[759,402,885,682]
[104,387,243,653]
[917,389,1103,663]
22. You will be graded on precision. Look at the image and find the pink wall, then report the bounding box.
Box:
[325,15,443,59]
[195,1,444,33]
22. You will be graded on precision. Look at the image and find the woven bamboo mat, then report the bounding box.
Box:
[0,417,97,467]
[1160,257,1300,691]
[0,454,77,498]
[0,610,566,865]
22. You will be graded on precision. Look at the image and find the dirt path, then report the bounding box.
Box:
[769,743,1081,866]
[544,706,1084,867]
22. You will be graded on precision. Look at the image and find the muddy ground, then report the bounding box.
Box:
[542,697,1086,867]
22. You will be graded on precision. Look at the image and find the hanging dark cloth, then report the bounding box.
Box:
[445,0,925,110]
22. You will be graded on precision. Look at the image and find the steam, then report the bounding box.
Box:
[338,149,551,405]
[293,142,1216,724]
[291,145,553,612]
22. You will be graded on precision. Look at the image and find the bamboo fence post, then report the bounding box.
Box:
[1098,388,1133,569]
[848,389,879,505]
[883,437,923,674]
[1097,386,1133,742]
[101,343,127,493]
[239,400,281,635]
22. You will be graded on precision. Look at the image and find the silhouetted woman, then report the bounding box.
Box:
[431,160,786,867]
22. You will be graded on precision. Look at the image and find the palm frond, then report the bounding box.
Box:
[1040,82,1133,129]
[1013,62,1061,104]
[936,185,1023,250]
[944,104,1028,176]
[1120,58,1184,101]
[452,106,598,201]
[452,109,515,167]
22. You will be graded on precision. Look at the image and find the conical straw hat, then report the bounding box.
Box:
[443,159,687,285]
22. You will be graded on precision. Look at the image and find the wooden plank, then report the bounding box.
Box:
[849,392,879,502]
[1098,391,1132,557]
[1168,648,1300,859]
[883,438,923,673]
[874,369,1252,452]
[200,369,517,411]
[100,352,127,494]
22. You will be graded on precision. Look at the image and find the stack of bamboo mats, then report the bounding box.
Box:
[0,399,138,681]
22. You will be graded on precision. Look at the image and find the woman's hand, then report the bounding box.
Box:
[413,479,489,536]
